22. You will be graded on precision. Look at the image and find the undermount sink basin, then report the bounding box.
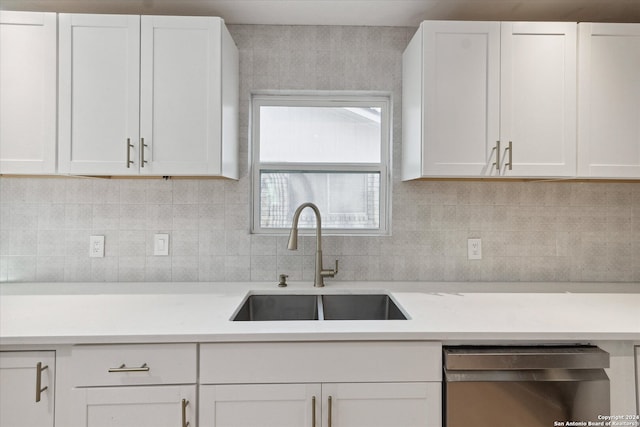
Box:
[232,293,407,321]
[233,294,319,321]
[321,294,406,320]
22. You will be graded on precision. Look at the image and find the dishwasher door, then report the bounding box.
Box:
[443,346,610,427]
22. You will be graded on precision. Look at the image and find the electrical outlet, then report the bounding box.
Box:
[154,233,170,256]
[89,235,105,258]
[467,238,482,260]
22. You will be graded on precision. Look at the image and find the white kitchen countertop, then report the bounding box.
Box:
[1,281,639,345]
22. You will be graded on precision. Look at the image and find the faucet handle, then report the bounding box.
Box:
[321,260,338,278]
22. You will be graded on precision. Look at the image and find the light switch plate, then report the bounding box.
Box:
[154,233,170,256]
[89,235,105,258]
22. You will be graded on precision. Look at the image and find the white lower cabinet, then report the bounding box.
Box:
[66,343,197,427]
[200,383,319,427]
[199,341,442,427]
[200,382,438,427]
[0,351,55,427]
[71,385,196,427]
[3,341,444,426]
[322,382,437,427]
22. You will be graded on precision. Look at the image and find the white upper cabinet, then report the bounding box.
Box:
[500,22,577,177]
[58,14,239,177]
[578,23,640,179]
[140,15,238,176]
[58,14,140,176]
[0,11,57,174]
[402,21,501,179]
[402,20,577,179]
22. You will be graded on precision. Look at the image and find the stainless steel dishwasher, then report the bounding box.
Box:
[443,345,610,427]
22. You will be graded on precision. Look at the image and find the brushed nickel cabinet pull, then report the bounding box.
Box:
[312,396,316,427]
[140,137,148,167]
[493,140,501,171]
[35,362,48,403]
[108,362,150,373]
[181,398,190,427]
[126,138,134,168]
[328,396,333,427]
[505,141,513,170]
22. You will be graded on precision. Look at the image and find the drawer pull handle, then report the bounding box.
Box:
[328,395,333,427]
[108,363,150,373]
[35,362,48,403]
[312,396,316,427]
[181,398,190,427]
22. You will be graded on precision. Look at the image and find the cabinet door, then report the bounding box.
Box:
[58,13,140,175]
[140,16,223,176]
[578,23,640,178]
[71,385,195,427]
[322,382,440,427]
[200,383,321,427]
[500,22,577,177]
[0,11,57,174]
[403,21,501,178]
[0,351,55,427]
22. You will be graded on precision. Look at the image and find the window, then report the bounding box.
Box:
[251,92,391,235]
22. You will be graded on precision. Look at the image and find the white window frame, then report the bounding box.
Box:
[250,91,392,236]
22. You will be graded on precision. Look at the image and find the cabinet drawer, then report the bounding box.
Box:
[70,344,196,387]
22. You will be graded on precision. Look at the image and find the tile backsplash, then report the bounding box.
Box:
[1,24,639,283]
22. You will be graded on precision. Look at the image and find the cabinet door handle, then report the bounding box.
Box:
[35,362,48,403]
[505,141,513,170]
[108,362,150,373]
[328,395,333,427]
[181,398,190,427]
[140,137,148,167]
[493,140,501,171]
[126,138,134,168]
[311,396,316,427]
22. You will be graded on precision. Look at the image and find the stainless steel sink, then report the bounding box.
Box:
[321,294,407,320]
[232,293,407,321]
[233,294,319,321]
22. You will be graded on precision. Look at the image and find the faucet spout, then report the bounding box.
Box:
[287,202,337,287]
[288,202,322,251]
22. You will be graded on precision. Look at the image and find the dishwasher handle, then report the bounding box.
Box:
[443,345,609,370]
[444,368,610,383]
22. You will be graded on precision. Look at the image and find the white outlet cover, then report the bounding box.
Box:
[89,235,105,258]
[154,234,170,256]
[467,238,482,260]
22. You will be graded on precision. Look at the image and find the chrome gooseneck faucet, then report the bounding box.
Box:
[287,202,338,287]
